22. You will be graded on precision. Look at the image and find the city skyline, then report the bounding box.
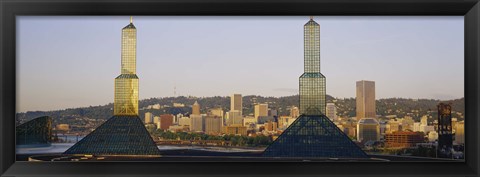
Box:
[17,16,464,112]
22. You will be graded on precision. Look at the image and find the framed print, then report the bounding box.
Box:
[1,0,479,176]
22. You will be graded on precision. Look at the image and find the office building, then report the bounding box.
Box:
[401,116,414,131]
[255,103,268,119]
[455,121,465,144]
[190,114,204,132]
[257,116,275,124]
[208,108,224,118]
[224,125,247,136]
[290,106,300,118]
[356,118,380,143]
[326,103,337,121]
[159,114,174,130]
[421,115,428,126]
[144,112,153,123]
[226,110,242,126]
[437,103,453,158]
[230,94,243,115]
[299,17,326,116]
[356,80,376,119]
[243,116,257,126]
[178,117,191,127]
[56,124,70,131]
[268,108,278,117]
[192,101,200,115]
[386,120,401,134]
[205,116,223,134]
[153,116,160,124]
[385,131,425,148]
[264,121,278,132]
[413,122,421,132]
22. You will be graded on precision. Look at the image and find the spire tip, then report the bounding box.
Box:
[130,16,133,23]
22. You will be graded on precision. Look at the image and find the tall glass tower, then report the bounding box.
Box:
[114,17,139,116]
[299,17,326,115]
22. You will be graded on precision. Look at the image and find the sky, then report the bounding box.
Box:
[16,16,464,112]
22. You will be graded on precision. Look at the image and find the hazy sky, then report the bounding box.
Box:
[17,16,464,112]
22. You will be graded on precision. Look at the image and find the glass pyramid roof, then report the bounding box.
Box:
[263,114,368,158]
[64,115,160,155]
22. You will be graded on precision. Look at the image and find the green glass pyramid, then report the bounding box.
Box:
[263,114,368,158]
[64,115,161,155]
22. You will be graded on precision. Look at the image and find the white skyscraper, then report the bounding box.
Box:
[326,103,337,121]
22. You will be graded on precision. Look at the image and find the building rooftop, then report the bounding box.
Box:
[358,118,379,124]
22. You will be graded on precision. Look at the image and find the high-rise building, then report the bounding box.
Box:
[144,112,153,123]
[159,114,174,130]
[205,116,223,134]
[153,116,160,124]
[421,115,428,126]
[114,17,139,116]
[326,103,337,121]
[230,94,243,115]
[208,108,224,118]
[357,118,380,143]
[437,103,453,158]
[268,108,278,117]
[455,121,465,144]
[226,110,242,126]
[64,18,160,155]
[290,106,300,118]
[192,101,200,115]
[190,114,204,132]
[263,18,367,158]
[299,17,326,115]
[254,104,268,119]
[356,80,376,119]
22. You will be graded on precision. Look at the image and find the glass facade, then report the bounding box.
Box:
[16,116,52,146]
[299,18,326,115]
[114,21,139,116]
[263,115,368,158]
[64,115,161,155]
[64,19,160,156]
[304,19,321,73]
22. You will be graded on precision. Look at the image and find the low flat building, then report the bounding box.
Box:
[224,125,247,136]
[385,131,425,148]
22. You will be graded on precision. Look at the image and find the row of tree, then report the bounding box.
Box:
[151,130,273,147]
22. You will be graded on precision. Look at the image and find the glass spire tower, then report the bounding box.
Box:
[299,17,326,115]
[114,17,139,116]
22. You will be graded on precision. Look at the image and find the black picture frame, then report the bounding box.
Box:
[1,0,479,176]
